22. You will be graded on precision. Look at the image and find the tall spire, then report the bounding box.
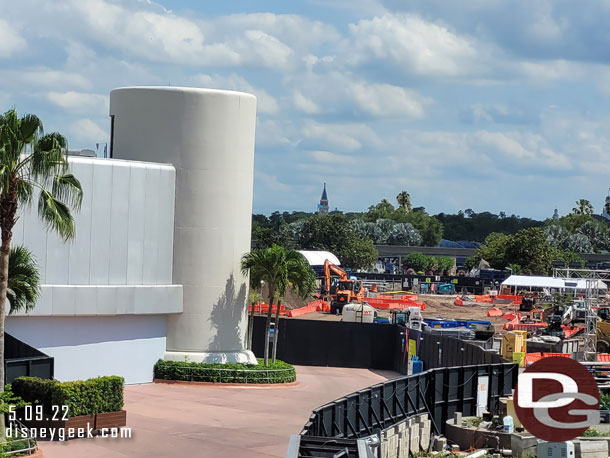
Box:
[318,183,329,214]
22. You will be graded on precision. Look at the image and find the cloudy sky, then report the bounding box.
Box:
[1,0,610,218]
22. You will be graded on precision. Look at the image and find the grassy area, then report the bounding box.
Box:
[154,358,296,384]
[581,428,608,437]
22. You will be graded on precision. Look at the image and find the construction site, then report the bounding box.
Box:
[247,254,610,458]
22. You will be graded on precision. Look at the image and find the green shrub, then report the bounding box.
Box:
[154,358,296,384]
[12,376,124,417]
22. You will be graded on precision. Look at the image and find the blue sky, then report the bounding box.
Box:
[2,0,610,219]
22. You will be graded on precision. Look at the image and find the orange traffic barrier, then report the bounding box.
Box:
[474,295,493,303]
[288,303,318,317]
[487,307,502,317]
[454,297,464,306]
[598,354,610,362]
[542,353,571,358]
[503,312,519,321]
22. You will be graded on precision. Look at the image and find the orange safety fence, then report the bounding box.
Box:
[598,354,610,362]
[487,307,502,317]
[524,353,542,367]
[474,295,493,303]
[248,303,287,315]
[504,320,546,332]
[542,353,571,358]
[497,294,523,304]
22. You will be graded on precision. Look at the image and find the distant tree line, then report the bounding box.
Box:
[252,194,610,274]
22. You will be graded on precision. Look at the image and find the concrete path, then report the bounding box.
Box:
[39,366,397,458]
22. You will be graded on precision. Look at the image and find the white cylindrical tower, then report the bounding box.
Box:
[109,86,257,363]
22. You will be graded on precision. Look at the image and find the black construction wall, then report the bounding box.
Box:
[251,316,398,370]
[252,316,508,374]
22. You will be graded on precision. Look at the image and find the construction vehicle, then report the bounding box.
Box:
[321,260,364,314]
[391,307,425,331]
[519,293,537,312]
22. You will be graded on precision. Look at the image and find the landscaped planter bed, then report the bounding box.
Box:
[154,358,296,384]
[11,375,127,438]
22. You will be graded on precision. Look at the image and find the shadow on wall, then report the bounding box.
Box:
[208,273,247,359]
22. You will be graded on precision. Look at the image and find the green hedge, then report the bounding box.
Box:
[154,359,296,384]
[12,376,124,417]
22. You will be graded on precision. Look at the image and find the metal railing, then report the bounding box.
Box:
[2,419,38,456]
[291,362,517,457]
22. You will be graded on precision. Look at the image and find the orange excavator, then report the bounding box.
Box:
[322,259,365,314]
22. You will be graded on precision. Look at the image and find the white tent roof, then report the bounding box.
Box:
[502,275,607,290]
[297,250,340,266]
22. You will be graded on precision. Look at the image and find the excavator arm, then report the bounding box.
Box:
[323,259,348,292]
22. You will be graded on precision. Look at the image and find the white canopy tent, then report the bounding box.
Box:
[297,250,340,267]
[501,275,607,291]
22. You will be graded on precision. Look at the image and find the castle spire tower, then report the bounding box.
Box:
[318,183,329,214]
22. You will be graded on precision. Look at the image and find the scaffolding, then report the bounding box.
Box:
[552,268,610,361]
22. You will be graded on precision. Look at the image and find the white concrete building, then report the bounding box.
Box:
[6,87,257,383]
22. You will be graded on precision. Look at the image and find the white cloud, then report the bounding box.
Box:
[21,69,91,90]
[293,91,320,114]
[0,19,26,58]
[193,74,279,114]
[310,150,351,164]
[46,91,109,114]
[70,119,108,145]
[23,1,337,71]
[300,120,381,153]
[289,71,430,118]
[345,13,481,77]
[349,82,429,118]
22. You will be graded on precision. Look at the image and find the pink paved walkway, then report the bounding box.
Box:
[39,366,396,458]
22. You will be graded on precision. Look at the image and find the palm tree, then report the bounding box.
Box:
[0,109,82,431]
[241,245,315,366]
[396,191,412,213]
[7,246,40,315]
[572,199,594,215]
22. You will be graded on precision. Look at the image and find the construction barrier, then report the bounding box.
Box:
[599,354,610,362]
[503,319,546,332]
[288,302,320,318]
[474,295,493,303]
[248,303,287,315]
[542,353,571,358]
[502,312,519,321]
[487,307,502,317]
[454,297,464,307]
[497,294,523,305]
[524,353,543,367]
[563,327,583,339]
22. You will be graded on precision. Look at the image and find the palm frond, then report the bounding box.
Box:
[38,190,76,241]
[31,133,69,180]
[16,180,33,207]
[52,174,83,211]
[7,245,40,314]
[18,114,43,145]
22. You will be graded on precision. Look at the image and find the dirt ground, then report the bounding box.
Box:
[289,294,517,333]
